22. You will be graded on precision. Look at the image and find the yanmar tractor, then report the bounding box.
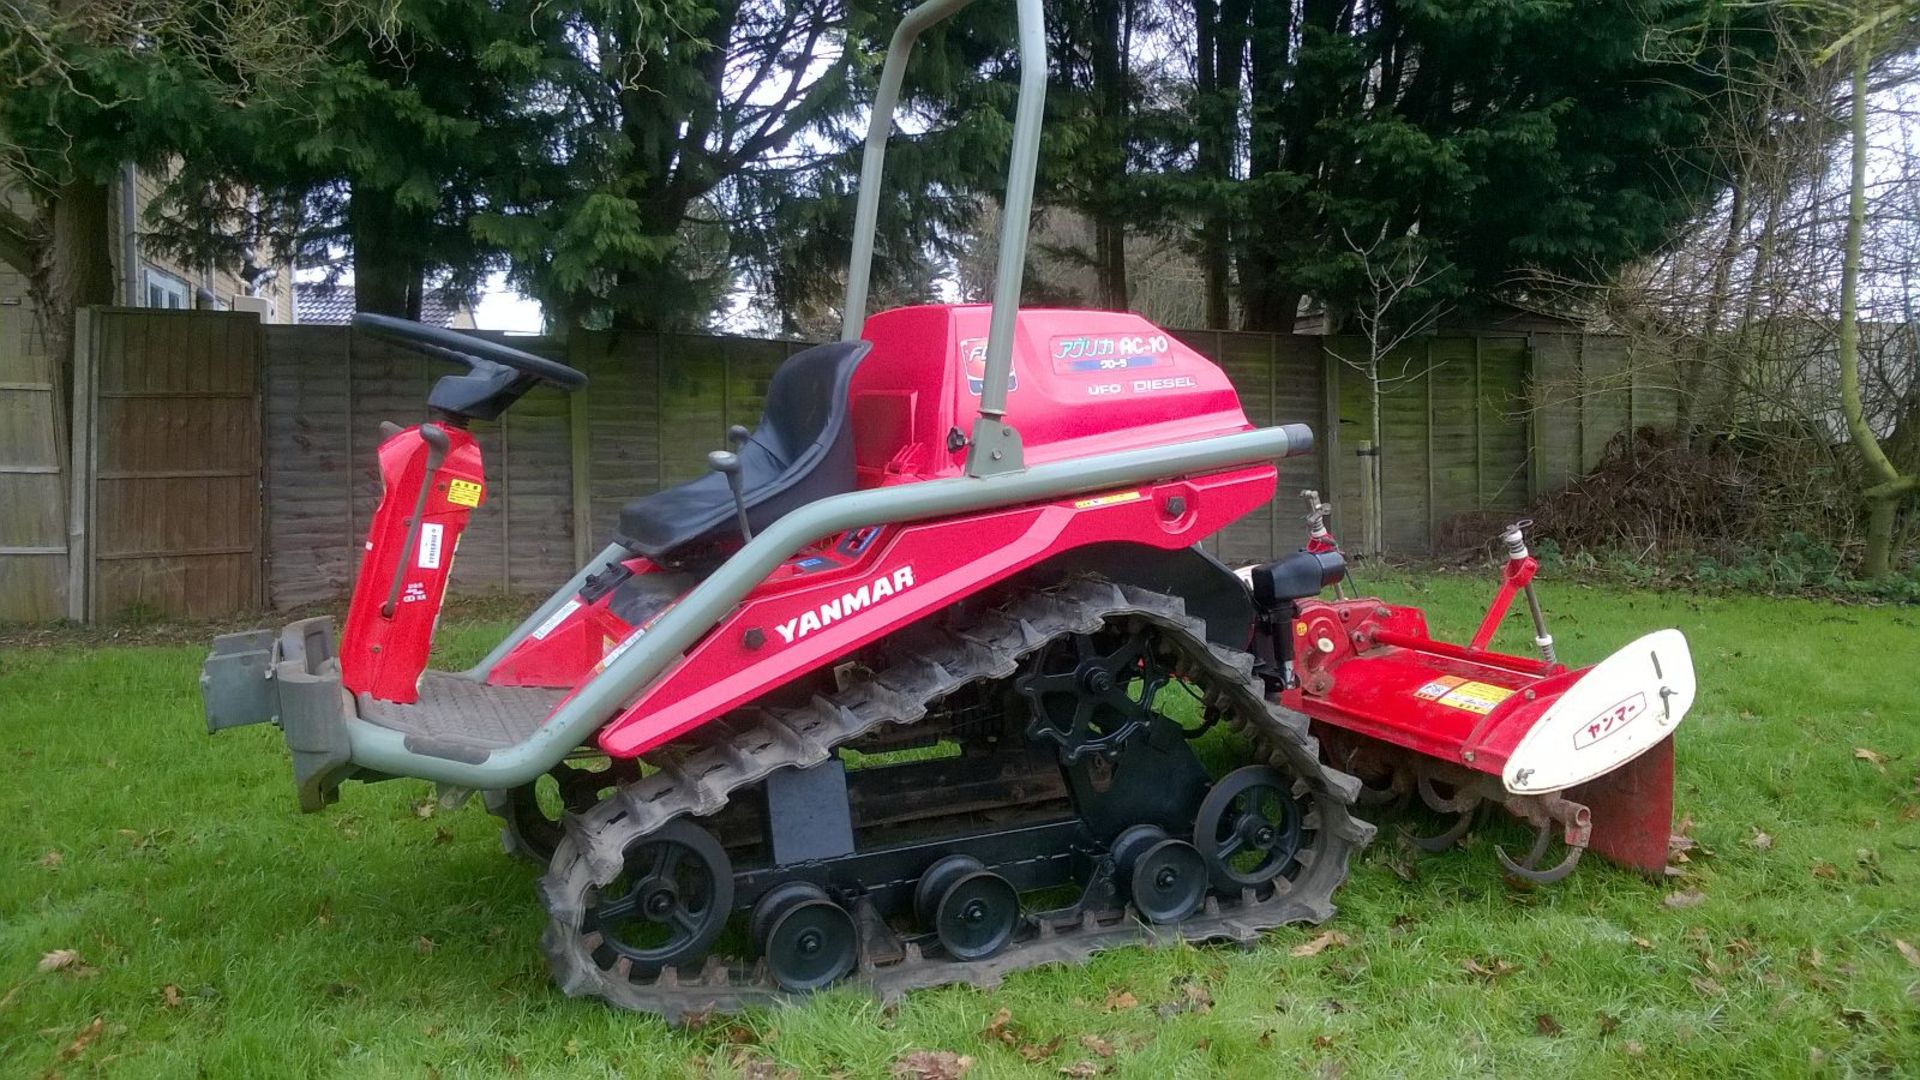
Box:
[201,0,1693,1018]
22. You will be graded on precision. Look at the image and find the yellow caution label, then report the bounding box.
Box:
[1414,675,1515,715]
[446,478,484,507]
[1072,490,1144,510]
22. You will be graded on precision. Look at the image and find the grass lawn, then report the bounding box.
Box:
[2,575,1917,1078]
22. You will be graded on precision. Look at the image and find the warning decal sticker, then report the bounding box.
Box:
[446,478,484,507]
[1413,675,1516,715]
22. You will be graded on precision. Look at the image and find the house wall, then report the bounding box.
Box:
[114,164,295,321]
[0,164,294,330]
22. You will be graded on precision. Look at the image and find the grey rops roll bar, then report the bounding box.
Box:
[839,0,1046,478]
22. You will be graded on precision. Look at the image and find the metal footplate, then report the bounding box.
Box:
[201,616,355,812]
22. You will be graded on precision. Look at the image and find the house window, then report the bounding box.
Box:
[143,267,190,309]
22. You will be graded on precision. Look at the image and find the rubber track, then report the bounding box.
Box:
[537,578,1376,1020]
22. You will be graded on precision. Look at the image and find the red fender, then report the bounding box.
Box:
[592,465,1277,757]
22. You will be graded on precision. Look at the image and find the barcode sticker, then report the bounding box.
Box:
[418,523,444,569]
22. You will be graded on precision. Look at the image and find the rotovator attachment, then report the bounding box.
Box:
[1244,493,1694,883]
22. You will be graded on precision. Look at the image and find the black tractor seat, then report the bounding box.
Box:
[614,340,871,561]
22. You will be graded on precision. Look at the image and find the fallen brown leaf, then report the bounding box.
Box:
[39,850,62,870]
[1854,747,1888,773]
[1078,1035,1114,1059]
[981,1008,1013,1045]
[1631,935,1655,951]
[1664,890,1707,909]
[1812,862,1838,880]
[1463,957,1519,980]
[1182,980,1213,1014]
[1017,1036,1064,1063]
[415,936,436,955]
[1534,1013,1563,1037]
[891,1050,974,1080]
[1690,975,1725,996]
[1675,813,1695,836]
[1058,1063,1097,1079]
[1597,1012,1621,1035]
[1291,931,1349,958]
[433,827,455,847]
[412,798,437,819]
[1625,1041,1645,1058]
[161,983,183,1008]
[57,1017,105,1062]
[1748,829,1773,851]
[1896,939,1920,968]
[38,949,82,973]
[1102,988,1137,1011]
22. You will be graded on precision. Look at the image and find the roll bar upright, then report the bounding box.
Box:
[839,0,1048,477]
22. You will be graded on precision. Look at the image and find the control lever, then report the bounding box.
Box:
[708,449,753,543]
[727,424,752,447]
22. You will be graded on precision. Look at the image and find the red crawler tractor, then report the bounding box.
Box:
[199,0,1691,1019]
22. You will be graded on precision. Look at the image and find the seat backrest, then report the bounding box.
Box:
[759,344,854,462]
[610,341,870,561]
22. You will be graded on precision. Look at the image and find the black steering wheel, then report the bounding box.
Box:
[352,312,586,390]
[352,312,585,422]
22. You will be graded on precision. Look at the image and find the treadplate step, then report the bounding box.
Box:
[357,672,566,751]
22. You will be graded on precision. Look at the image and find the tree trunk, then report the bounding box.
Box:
[349,184,423,318]
[1193,0,1249,329]
[41,179,116,388]
[1836,49,1914,579]
[1680,178,1748,438]
[1094,217,1128,311]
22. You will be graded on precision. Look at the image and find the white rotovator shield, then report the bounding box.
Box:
[1502,629,1696,796]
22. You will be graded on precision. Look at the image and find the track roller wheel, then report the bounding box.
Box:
[931,869,1020,962]
[751,882,857,992]
[584,819,732,977]
[1112,824,1208,924]
[914,854,984,927]
[1194,765,1305,892]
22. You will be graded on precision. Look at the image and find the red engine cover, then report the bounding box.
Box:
[852,306,1254,485]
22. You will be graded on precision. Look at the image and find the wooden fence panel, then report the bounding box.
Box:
[573,331,664,545]
[1531,334,1586,496]
[88,309,262,619]
[1581,335,1632,471]
[1428,336,1481,541]
[0,305,66,620]
[263,325,356,606]
[1476,337,1533,516]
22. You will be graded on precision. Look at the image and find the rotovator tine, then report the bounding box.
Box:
[1246,492,1693,883]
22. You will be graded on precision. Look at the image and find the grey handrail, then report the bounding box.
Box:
[345,423,1315,789]
[839,0,1047,474]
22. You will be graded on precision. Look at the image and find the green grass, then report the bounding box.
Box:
[2,577,1917,1078]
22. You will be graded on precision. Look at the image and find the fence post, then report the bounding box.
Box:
[65,308,96,622]
[569,339,593,565]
